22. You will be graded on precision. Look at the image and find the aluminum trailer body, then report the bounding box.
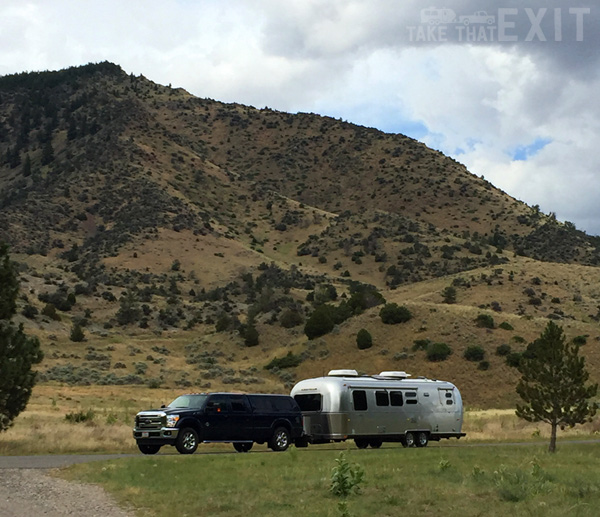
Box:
[290,370,465,447]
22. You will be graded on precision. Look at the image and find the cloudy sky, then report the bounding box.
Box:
[2,0,599,234]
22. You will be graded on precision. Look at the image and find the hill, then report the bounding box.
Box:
[1,62,599,408]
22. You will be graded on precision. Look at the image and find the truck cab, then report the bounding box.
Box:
[133,392,304,454]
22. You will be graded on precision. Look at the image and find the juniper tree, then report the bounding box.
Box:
[516,321,597,452]
[0,243,43,432]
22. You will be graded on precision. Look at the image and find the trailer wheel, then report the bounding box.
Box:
[416,432,429,448]
[404,432,416,448]
[233,442,253,453]
[354,438,369,449]
[176,427,199,454]
[369,439,382,449]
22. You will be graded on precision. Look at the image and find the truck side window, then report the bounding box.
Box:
[231,396,249,412]
[353,390,368,411]
[390,391,404,406]
[375,391,389,406]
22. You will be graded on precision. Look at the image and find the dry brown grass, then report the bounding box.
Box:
[2,385,599,455]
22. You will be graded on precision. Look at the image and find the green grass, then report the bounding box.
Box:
[60,443,600,516]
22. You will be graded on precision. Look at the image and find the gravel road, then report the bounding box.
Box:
[0,455,135,517]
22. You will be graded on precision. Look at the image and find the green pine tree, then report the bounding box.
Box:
[516,321,598,452]
[0,243,43,432]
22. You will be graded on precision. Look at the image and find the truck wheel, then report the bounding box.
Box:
[354,438,369,449]
[233,442,253,453]
[404,432,416,448]
[176,428,199,454]
[137,443,161,455]
[369,439,382,449]
[416,432,429,448]
[269,427,290,451]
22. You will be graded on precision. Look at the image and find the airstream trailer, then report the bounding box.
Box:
[290,370,465,448]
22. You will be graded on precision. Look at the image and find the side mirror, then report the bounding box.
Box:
[161,404,166,408]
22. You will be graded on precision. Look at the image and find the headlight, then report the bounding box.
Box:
[166,414,180,428]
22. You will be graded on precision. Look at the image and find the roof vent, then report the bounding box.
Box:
[328,369,359,377]
[378,371,411,379]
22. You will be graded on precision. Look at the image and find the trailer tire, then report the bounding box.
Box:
[354,438,369,449]
[137,443,161,455]
[176,427,199,454]
[233,442,253,453]
[269,427,290,451]
[404,431,416,448]
[416,432,429,448]
[369,439,382,449]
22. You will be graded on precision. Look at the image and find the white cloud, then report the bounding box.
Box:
[0,0,599,234]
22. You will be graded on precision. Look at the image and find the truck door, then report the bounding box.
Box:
[229,395,253,440]
[204,395,234,440]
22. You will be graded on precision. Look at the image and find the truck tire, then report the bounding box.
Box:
[233,442,253,453]
[269,427,290,451]
[404,431,416,448]
[176,428,199,454]
[137,443,161,455]
[416,432,429,448]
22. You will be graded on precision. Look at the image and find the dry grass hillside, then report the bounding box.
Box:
[1,63,599,409]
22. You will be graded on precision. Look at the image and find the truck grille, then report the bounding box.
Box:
[136,413,165,430]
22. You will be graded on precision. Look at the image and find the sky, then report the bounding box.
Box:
[1,0,599,234]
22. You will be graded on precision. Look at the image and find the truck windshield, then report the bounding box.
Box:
[167,394,208,409]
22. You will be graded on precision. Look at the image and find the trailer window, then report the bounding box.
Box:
[404,391,418,405]
[390,391,404,406]
[294,394,322,412]
[375,391,389,406]
[353,390,368,411]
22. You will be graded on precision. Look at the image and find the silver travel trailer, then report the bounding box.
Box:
[290,369,465,448]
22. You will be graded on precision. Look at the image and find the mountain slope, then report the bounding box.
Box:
[1,63,599,407]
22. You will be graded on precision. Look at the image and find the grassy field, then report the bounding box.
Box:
[58,443,600,516]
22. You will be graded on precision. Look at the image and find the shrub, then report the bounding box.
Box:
[242,325,259,347]
[475,314,495,329]
[304,305,335,339]
[69,323,85,342]
[512,336,526,344]
[505,352,522,368]
[41,303,60,321]
[478,360,490,371]
[499,321,514,331]
[215,313,232,332]
[265,351,302,370]
[426,342,452,362]
[441,286,456,304]
[65,409,95,423]
[573,335,588,346]
[22,304,38,319]
[280,309,304,328]
[464,346,485,362]
[379,303,412,324]
[356,329,373,350]
[412,339,431,352]
[496,344,512,356]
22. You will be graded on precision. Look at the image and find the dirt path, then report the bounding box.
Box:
[0,455,135,516]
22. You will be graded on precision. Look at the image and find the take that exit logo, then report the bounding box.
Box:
[407,7,591,43]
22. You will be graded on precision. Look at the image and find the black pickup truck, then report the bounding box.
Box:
[133,392,304,454]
